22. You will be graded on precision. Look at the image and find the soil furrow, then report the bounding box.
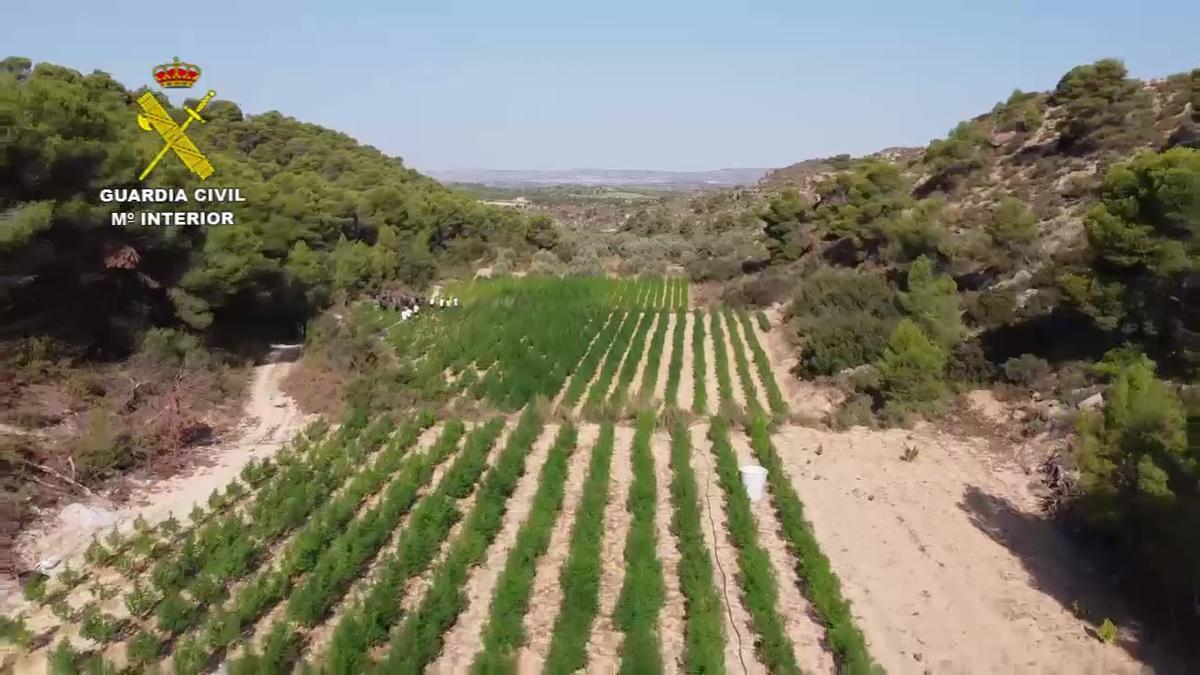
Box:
[583,424,636,671]
[426,422,561,671]
[729,430,836,675]
[725,312,772,414]
[688,424,767,675]
[514,423,600,671]
[677,312,696,413]
[653,312,677,405]
[650,428,686,673]
[700,313,721,415]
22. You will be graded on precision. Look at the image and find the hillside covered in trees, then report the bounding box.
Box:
[0,56,559,558]
[0,56,556,349]
[514,59,1200,650]
[741,60,1200,648]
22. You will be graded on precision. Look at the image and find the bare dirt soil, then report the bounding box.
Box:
[430,423,560,672]
[728,430,836,675]
[515,424,599,671]
[749,310,1173,673]
[650,428,686,673]
[770,423,1166,674]
[676,312,696,413]
[689,424,766,674]
[584,424,635,671]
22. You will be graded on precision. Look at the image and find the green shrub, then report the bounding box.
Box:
[725,271,793,307]
[49,640,76,675]
[156,590,196,634]
[810,160,911,240]
[759,189,815,262]
[946,339,997,385]
[922,121,992,188]
[1003,354,1051,386]
[1074,355,1198,616]
[833,394,876,430]
[798,311,895,376]
[876,319,948,409]
[126,630,162,667]
[755,311,771,332]
[788,268,897,321]
[685,256,742,283]
[1052,59,1148,151]
[986,198,1038,250]
[993,89,1044,133]
[0,615,30,648]
[1097,618,1118,644]
[530,249,564,276]
[79,607,121,643]
[900,256,965,349]
[22,574,47,603]
[965,288,1017,328]
[881,200,949,262]
[172,634,206,675]
[74,409,136,482]
[138,327,203,365]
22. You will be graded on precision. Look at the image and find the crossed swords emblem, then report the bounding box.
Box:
[136,89,216,180]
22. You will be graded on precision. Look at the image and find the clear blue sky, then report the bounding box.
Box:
[4,0,1198,171]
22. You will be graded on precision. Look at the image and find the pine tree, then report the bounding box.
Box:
[876,319,947,407]
[900,256,964,349]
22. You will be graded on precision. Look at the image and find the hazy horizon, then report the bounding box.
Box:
[4,0,1198,172]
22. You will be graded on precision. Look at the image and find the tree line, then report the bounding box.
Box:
[0,56,555,353]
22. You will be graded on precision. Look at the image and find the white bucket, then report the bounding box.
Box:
[739,465,768,502]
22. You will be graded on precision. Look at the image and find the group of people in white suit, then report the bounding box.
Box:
[398,295,460,321]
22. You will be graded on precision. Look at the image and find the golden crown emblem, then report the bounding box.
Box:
[153,57,201,89]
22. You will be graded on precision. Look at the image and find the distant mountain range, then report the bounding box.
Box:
[426,167,771,188]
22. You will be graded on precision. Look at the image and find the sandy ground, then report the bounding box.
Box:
[677,312,696,413]
[396,417,520,626]
[728,431,835,675]
[715,314,750,412]
[700,314,721,416]
[304,421,466,659]
[4,350,311,606]
[584,424,635,670]
[650,428,686,673]
[689,424,767,674]
[770,423,1164,674]
[516,424,601,671]
[651,312,676,405]
[759,306,841,419]
[728,315,772,413]
[430,423,561,671]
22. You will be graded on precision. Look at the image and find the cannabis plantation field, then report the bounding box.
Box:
[3,276,877,675]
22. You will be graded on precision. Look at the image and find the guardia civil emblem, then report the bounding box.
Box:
[136,57,216,180]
